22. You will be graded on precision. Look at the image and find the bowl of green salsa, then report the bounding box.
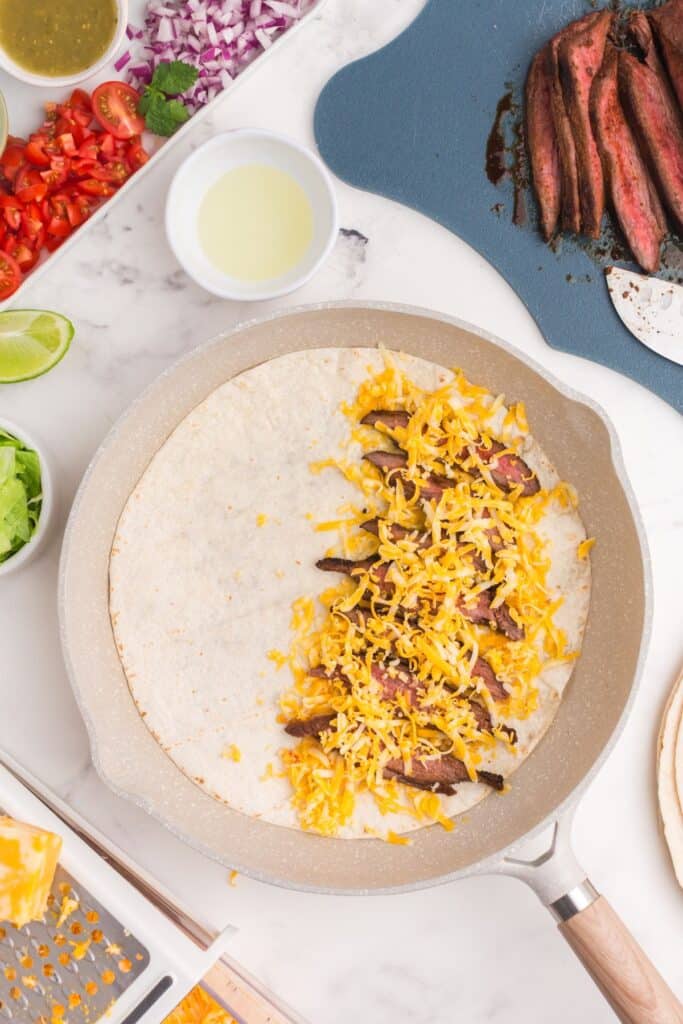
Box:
[0,0,127,87]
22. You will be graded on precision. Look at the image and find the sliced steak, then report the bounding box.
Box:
[371,663,423,707]
[360,517,431,548]
[472,656,509,702]
[384,754,503,795]
[285,712,336,738]
[457,589,525,641]
[548,28,582,232]
[591,45,665,272]
[558,10,612,238]
[361,410,411,431]
[316,555,380,576]
[526,45,563,241]
[477,770,505,791]
[649,0,683,111]
[457,439,540,496]
[363,450,455,502]
[481,508,506,553]
[619,49,683,231]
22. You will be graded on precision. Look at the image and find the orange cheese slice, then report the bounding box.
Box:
[0,816,62,928]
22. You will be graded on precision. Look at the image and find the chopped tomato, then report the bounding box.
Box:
[89,160,129,184]
[77,178,116,197]
[69,88,92,111]
[14,167,48,203]
[0,85,149,294]
[77,139,100,161]
[92,82,144,141]
[126,141,149,171]
[21,203,43,238]
[0,144,26,183]
[25,136,52,167]
[0,194,22,231]
[0,250,21,298]
[57,133,77,156]
[99,133,115,158]
[4,237,39,272]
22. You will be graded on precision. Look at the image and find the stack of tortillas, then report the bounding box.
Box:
[658,667,683,888]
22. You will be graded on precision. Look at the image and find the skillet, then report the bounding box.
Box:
[59,303,682,1023]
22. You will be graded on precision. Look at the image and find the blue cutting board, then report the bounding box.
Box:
[314,0,683,412]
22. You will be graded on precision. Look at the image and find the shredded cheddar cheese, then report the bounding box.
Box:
[277,359,585,838]
[578,537,595,559]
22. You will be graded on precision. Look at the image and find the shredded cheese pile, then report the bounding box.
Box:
[278,360,579,839]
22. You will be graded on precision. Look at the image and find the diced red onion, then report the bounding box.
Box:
[126,0,317,114]
[115,50,132,71]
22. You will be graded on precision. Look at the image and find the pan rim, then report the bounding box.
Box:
[58,299,653,894]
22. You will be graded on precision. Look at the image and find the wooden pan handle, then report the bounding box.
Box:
[559,896,683,1024]
[202,954,308,1024]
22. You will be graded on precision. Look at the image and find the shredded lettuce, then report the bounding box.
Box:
[0,428,42,563]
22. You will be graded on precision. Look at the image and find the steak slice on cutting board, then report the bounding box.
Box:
[526,45,562,241]
[649,0,683,112]
[591,45,666,273]
[619,46,683,233]
[558,9,613,238]
[547,28,582,233]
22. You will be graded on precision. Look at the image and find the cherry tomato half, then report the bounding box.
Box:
[91,82,144,141]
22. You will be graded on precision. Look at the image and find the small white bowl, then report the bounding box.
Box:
[0,0,128,88]
[166,129,339,301]
[0,419,53,578]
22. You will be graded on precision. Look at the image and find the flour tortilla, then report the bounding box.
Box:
[657,670,683,888]
[109,348,591,838]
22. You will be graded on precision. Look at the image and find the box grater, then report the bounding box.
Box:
[0,754,308,1024]
[0,862,149,1022]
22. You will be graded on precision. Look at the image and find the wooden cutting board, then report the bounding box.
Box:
[314,0,683,412]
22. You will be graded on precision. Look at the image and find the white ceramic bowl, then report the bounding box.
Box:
[0,0,128,88]
[0,419,53,578]
[165,129,339,301]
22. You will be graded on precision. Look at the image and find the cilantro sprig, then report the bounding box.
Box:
[138,61,199,137]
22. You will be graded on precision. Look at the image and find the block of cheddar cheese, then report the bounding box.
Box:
[164,986,237,1024]
[0,815,62,928]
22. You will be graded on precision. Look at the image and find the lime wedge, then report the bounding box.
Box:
[0,310,74,383]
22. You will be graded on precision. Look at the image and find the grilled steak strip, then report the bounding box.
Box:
[457,589,525,641]
[363,450,454,502]
[619,49,683,232]
[360,517,430,547]
[360,517,487,572]
[649,0,683,111]
[526,45,563,241]
[316,555,380,576]
[361,410,411,431]
[318,556,523,641]
[472,655,509,702]
[482,508,505,554]
[285,712,336,738]
[384,755,503,795]
[457,439,540,496]
[477,770,506,791]
[548,28,582,232]
[558,9,612,238]
[591,45,665,273]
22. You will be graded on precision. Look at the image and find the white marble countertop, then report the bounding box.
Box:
[1,2,682,1021]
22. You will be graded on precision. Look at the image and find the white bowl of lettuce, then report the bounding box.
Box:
[0,420,51,576]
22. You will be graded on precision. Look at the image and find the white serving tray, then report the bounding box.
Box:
[0,0,323,310]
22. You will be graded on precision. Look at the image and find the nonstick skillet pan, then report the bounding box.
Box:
[60,303,682,1023]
